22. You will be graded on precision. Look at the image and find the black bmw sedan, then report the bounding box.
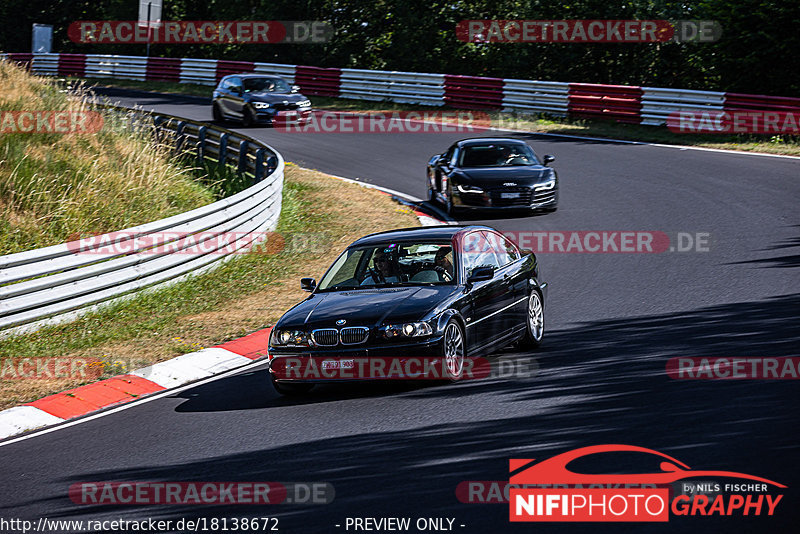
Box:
[268,225,547,395]
[212,74,312,127]
[427,138,558,215]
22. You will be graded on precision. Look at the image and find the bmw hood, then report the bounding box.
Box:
[247,92,307,104]
[461,166,552,185]
[277,286,458,329]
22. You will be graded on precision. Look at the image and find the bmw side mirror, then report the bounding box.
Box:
[300,277,316,292]
[291,85,301,93]
[543,154,555,165]
[467,266,494,284]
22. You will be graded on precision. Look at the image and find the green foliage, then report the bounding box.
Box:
[1,1,797,95]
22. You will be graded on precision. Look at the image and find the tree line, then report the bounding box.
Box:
[2,0,798,96]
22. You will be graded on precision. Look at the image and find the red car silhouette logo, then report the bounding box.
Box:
[510,444,785,487]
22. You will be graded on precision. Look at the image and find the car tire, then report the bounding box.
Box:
[445,184,458,217]
[242,106,255,128]
[212,102,224,123]
[427,186,436,203]
[519,290,544,349]
[442,319,466,381]
[271,374,314,396]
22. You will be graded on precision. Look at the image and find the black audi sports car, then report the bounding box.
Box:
[427,138,558,215]
[268,225,547,395]
[212,74,312,127]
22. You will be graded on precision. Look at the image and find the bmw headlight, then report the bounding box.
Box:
[382,322,434,339]
[253,102,271,109]
[457,184,484,194]
[271,329,309,346]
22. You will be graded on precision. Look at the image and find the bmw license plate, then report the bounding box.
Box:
[281,111,297,120]
[501,192,521,199]
[322,359,354,370]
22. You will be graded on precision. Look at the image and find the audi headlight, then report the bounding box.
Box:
[298,100,311,108]
[271,329,309,346]
[457,184,484,194]
[534,179,555,191]
[253,102,271,109]
[382,322,434,339]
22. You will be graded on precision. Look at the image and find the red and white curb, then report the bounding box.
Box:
[0,173,447,441]
[0,328,272,441]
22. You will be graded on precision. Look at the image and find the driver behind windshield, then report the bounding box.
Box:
[244,77,288,93]
[361,249,401,285]
[434,246,454,281]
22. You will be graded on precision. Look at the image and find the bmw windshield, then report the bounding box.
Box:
[317,242,456,290]
[243,77,291,93]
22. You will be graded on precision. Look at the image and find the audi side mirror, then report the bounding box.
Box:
[300,277,316,292]
[291,85,301,93]
[467,266,494,284]
[543,154,555,165]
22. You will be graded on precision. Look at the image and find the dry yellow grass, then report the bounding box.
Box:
[0,59,213,254]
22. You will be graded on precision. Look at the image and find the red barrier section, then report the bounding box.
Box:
[295,65,341,97]
[724,92,800,114]
[216,60,255,82]
[7,53,33,68]
[444,75,504,110]
[568,83,643,123]
[29,375,164,419]
[216,327,272,360]
[146,57,181,82]
[57,53,87,77]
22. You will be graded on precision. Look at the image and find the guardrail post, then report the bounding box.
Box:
[153,115,165,144]
[218,133,229,168]
[254,148,266,183]
[266,156,278,174]
[237,140,249,175]
[174,121,186,154]
[197,126,207,164]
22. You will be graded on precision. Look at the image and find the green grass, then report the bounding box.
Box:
[0,174,319,357]
[78,76,800,156]
[0,164,421,408]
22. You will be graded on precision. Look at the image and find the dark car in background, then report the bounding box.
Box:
[427,138,558,216]
[212,74,312,127]
[268,225,547,395]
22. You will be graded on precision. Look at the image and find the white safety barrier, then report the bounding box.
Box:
[640,87,726,125]
[502,79,570,116]
[0,109,285,335]
[340,69,445,106]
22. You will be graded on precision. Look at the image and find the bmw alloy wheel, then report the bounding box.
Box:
[528,291,544,343]
[444,321,464,380]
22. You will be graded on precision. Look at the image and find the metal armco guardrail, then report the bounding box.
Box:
[5,52,799,126]
[0,102,284,335]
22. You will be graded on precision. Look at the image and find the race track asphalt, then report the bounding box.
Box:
[0,88,797,533]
